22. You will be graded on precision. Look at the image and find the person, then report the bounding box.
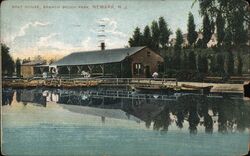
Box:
[243,81,250,98]
[42,72,47,79]
[152,72,158,79]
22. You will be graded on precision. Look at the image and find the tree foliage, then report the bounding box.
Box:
[216,53,225,75]
[230,10,248,46]
[128,27,142,47]
[142,25,152,47]
[174,29,184,51]
[16,58,21,77]
[226,51,234,76]
[1,44,15,76]
[195,0,249,46]
[173,29,183,70]
[158,17,172,48]
[202,13,213,48]
[187,12,198,47]
[198,54,208,73]
[216,13,225,46]
[151,20,160,50]
[237,53,243,75]
[188,51,196,70]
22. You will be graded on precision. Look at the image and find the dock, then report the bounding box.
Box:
[2,77,246,94]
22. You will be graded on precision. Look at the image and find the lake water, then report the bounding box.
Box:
[2,88,250,156]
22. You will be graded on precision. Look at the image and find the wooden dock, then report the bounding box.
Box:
[2,78,177,89]
[2,77,246,94]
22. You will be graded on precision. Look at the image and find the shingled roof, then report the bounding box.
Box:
[51,46,146,66]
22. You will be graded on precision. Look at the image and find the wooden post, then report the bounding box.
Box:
[67,66,71,78]
[77,66,83,76]
[59,78,61,86]
[120,62,123,78]
[99,64,105,76]
[87,65,93,74]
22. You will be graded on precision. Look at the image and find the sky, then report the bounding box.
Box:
[1,0,201,60]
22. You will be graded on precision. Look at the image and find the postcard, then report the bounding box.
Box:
[1,0,250,155]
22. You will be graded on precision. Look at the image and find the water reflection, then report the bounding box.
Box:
[2,88,250,134]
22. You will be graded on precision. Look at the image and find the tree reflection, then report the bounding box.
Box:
[2,89,14,105]
[188,103,200,135]
[153,106,171,132]
[199,96,213,134]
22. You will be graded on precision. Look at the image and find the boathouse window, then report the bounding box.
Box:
[133,63,143,75]
[147,51,151,57]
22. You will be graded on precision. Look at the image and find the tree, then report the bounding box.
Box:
[182,51,189,70]
[196,0,249,24]
[188,51,196,70]
[198,54,208,73]
[142,25,152,48]
[187,12,198,47]
[202,13,213,48]
[210,19,215,34]
[195,38,203,48]
[151,20,160,50]
[158,17,172,48]
[128,27,142,47]
[237,53,243,75]
[209,55,217,73]
[23,57,31,64]
[173,29,183,70]
[197,54,203,73]
[224,28,233,47]
[226,51,234,76]
[34,55,43,61]
[1,44,15,76]
[230,9,248,46]
[174,29,184,50]
[216,13,225,46]
[195,0,249,46]
[16,58,21,77]
[216,53,225,75]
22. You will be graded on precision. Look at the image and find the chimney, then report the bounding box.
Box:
[101,42,105,51]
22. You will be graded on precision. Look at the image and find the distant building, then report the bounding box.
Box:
[50,46,164,78]
[170,33,217,47]
[21,60,48,78]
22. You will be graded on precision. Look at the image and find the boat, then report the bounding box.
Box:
[133,84,213,94]
[178,84,213,94]
[133,84,176,94]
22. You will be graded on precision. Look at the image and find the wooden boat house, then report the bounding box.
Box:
[50,46,164,78]
[21,60,49,78]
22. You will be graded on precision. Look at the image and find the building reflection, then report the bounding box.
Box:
[2,89,14,105]
[2,88,250,133]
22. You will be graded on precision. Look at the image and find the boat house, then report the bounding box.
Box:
[21,60,48,78]
[50,46,164,78]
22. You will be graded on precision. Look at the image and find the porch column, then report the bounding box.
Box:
[66,66,71,78]
[120,62,123,78]
[77,66,83,75]
[87,65,94,74]
[100,64,105,76]
[49,65,58,77]
[39,67,44,74]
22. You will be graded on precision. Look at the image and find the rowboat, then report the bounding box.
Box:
[133,84,213,94]
[133,84,175,93]
[178,84,213,94]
